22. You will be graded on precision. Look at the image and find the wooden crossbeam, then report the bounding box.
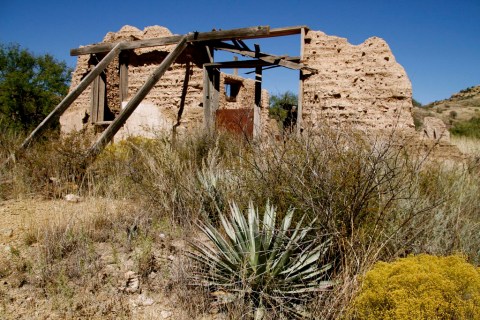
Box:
[212,41,313,72]
[71,26,307,56]
[87,36,189,159]
[71,26,270,56]
[204,59,300,69]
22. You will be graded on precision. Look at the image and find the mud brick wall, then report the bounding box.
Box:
[301,30,414,132]
[60,25,209,137]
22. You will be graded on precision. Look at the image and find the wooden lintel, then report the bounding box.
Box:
[71,26,270,56]
[256,25,307,39]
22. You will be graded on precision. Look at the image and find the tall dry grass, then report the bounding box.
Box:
[1,126,479,318]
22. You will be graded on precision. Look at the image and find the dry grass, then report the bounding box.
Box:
[451,135,480,158]
[1,127,479,319]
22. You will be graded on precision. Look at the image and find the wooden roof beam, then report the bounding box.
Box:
[212,41,315,72]
[71,26,270,56]
[204,59,299,69]
[70,25,308,56]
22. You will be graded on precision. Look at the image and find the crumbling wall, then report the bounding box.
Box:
[301,30,414,132]
[61,25,209,138]
[218,73,269,128]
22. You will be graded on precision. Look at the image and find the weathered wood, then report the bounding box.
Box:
[119,52,129,103]
[205,45,214,63]
[214,42,311,71]
[87,37,189,159]
[297,27,306,134]
[71,26,270,56]
[91,74,106,123]
[253,66,262,139]
[204,59,299,69]
[202,67,210,130]
[254,25,307,39]
[18,42,124,151]
[91,76,99,123]
[203,67,220,132]
[97,75,106,121]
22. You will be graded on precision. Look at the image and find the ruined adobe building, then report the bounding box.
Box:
[61,25,270,140]
[59,25,414,147]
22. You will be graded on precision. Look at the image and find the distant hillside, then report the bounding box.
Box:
[413,85,480,129]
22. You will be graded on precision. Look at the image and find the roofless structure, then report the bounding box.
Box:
[15,24,415,162]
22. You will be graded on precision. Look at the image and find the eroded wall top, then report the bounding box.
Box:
[302,30,414,132]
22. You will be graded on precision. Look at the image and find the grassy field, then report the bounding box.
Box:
[0,126,479,319]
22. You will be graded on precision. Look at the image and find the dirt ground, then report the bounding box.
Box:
[0,198,219,319]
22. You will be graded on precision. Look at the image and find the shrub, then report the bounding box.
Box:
[189,201,333,318]
[450,117,480,139]
[348,254,480,319]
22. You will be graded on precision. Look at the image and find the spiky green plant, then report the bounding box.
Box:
[189,201,333,317]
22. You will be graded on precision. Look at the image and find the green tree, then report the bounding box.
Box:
[0,43,72,131]
[412,98,422,108]
[269,91,298,131]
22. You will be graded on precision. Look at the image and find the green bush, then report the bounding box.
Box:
[450,117,480,139]
[348,254,480,319]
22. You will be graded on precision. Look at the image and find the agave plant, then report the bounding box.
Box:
[189,201,333,317]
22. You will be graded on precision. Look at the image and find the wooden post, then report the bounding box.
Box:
[203,66,220,132]
[119,52,129,103]
[17,42,124,151]
[233,56,238,76]
[203,66,211,131]
[254,66,262,138]
[87,36,188,159]
[297,27,305,135]
[91,73,106,123]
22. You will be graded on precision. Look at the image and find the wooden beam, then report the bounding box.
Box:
[203,66,220,132]
[91,73,106,122]
[18,42,124,151]
[255,25,307,39]
[204,59,299,69]
[119,52,129,103]
[71,26,270,56]
[214,42,313,71]
[205,45,214,63]
[297,27,306,135]
[253,66,262,138]
[87,36,189,159]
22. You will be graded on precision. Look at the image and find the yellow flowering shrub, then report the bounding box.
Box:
[348,254,480,319]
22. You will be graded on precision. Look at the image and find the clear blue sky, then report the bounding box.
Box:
[1,0,479,104]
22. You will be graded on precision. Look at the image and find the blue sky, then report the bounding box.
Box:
[1,0,478,104]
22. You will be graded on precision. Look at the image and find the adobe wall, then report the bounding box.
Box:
[301,30,414,132]
[60,25,270,139]
[61,25,209,138]
[219,73,269,121]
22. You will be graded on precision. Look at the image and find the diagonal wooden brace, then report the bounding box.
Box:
[86,36,189,160]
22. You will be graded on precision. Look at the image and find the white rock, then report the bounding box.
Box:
[160,310,173,319]
[64,194,83,203]
[3,228,13,237]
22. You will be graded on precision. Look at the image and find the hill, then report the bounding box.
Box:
[413,85,480,129]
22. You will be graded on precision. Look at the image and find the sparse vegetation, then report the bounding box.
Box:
[450,117,480,139]
[269,91,298,132]
[1,124,480,318]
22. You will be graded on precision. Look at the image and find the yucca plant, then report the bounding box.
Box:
[189,201,333,318]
